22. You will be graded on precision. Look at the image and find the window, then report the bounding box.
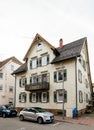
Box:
[54,70,67,82]
[32,93,36,102]
[86,94,88,103]
[0,85,3,91]
[85,79,88,88]
[9,86,13,93]
[19,93,27,103]
[0,73,3,78]
[57,90,63,102]
[78,70,82,83]
[11,65,14,71]
[32,59,37,68]
[37,42,42,51]
[19,77,27,87]
[79,91,83,103]
[42,55,47,66]
[54,90,67,103]
[9,98,13,104]
[42,92,47,102]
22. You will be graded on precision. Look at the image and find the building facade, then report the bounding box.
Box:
[13,34,92,117]
[0,57,22,105]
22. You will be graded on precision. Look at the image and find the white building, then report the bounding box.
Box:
[0,56,22,105]
[13,34,92,117]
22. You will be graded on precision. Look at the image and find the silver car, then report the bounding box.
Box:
[19,107,54,124]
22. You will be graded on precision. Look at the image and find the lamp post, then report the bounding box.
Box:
[58,66,65,120]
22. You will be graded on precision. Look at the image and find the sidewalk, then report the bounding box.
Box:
[55,115,94,126]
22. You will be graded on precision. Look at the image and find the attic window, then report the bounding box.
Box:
[37,42,42,51]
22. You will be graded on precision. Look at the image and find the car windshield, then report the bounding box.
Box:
[34,107,46,113]
[2,106,7,110]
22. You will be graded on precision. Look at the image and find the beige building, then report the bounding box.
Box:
[0,57,22,105]
[13,34,92,117]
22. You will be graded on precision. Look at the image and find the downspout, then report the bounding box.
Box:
[14,75,16,108]
[75,57,78,109]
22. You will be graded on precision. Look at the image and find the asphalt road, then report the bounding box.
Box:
[0,117,94,130]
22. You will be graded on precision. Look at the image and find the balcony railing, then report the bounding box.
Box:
[25,82,49,91]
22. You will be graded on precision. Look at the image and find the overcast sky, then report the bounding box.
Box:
[0,0,94,81]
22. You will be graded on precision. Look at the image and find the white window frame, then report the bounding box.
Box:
[57,90,63,102]
[11,65,14,71]
[58,71,63,81]
[79,91,83,103]
[32,93,36,102]
[78,70,82,83]
[20,93,26,103]
[42,92,47,102]
[32,59,37,69]
[32,76,37,84]
[37,42,42,51]
[42,55,47,66]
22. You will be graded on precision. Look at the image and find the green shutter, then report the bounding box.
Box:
[37,59,38,67]
[54,91,57,102]
[47,55,49,64]
[19,79,21,87]
[30,77,32,84]
[64,69,67,81]
[47,92,49,102]
[38,57,41,67]
[36,93,38,102]
[25,78,27,85]
[64,90,67,102]
[29,93,32,102]
[54,72,57,82]
[30,60,32,69]
[19,93,21,102]
[24,93,27,102]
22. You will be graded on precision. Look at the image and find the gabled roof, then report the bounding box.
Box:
[23,33,55,61]
[0,56,22,68]
[51,37,87,64]
[12,62,27,75]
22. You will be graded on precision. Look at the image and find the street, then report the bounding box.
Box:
[0,117,94,130]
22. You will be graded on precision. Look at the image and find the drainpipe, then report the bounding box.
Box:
[14,75,16,108]
[75,57,78,109]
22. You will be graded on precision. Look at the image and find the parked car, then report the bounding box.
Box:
[19,107,54,124]
[0,105,17,118]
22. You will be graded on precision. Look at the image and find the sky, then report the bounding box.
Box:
[0,0,94,81]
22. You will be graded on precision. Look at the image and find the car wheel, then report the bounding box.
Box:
[19,115,24,121]
[2,113,6,118]
[37,117,43,124]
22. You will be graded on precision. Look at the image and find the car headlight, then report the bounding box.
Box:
[6,110,10,113]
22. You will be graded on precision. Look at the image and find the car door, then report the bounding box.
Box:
[26,108,37,121]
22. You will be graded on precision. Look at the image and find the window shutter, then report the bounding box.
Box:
[54,91,57,102]
[47,92,49,102]
[25,78,27,85]
[36,93,38,102]
[30,60,32,69]
[38,57,41,67]
[37,59,38,67]
[38,92,41,102]
[54,72,57,82]
[64,70,67,81]
[29,93,32,102]
[30,77,32,84]
[47,55,49,64]
[19,79,21,87]
[24,93,27,102]
[64,90,67,102]
[19,93,21,102]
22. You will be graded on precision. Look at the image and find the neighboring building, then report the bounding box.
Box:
[13,33,92,117]
[0,56,22,105]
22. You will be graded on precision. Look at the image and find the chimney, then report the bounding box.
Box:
[59,38,63,48]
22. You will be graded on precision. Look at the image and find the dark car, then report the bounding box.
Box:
[0,105,17,118]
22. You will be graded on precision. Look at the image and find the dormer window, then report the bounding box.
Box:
[37,42,42,51]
